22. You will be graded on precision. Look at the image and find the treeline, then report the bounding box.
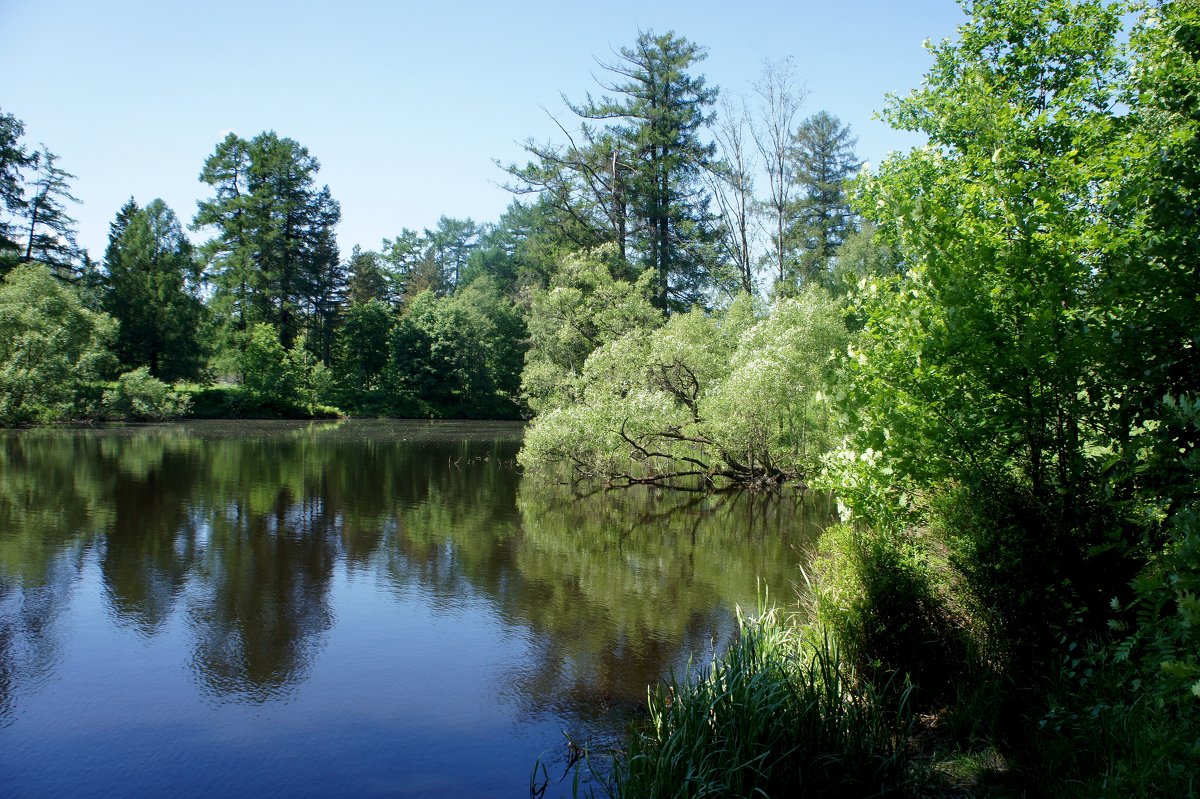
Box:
[0,31,863,426]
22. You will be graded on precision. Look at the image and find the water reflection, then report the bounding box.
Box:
[507,484,830,728]
[0,421,831,743]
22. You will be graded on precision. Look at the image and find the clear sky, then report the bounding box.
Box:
[0,1,967,260]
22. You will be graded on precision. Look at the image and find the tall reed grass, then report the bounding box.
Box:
[587,604,920,798]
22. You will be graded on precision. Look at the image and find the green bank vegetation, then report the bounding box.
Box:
[2,0,1198,794]
[537,1,1198,797]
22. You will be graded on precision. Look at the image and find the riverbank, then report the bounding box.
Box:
[585,511,1200,798]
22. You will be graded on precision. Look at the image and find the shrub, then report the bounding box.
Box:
[102,367,191,420]
[813,522,972,704]
[585,605,919,798]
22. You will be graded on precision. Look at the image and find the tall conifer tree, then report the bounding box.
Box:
[194,132,342,351]
[103,199,204,380]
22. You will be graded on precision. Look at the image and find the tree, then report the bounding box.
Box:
[521,246,663,415]
[827,221,902,299]
[0,264,115,425]
[193,133,254,341]
[103,198,204,380]
[507,31,724,310]
[462,199,580,293]
[520,287,846,488]
[837,0,1142,704]
[789,111,860,288]
[425,216,478,294]
[21,146,83,281]
[105,197,140,258]
[706,95,758,294]
[380,228,437,304]
[0,109,36,260]
[448,276,527,412]
[385,290,491,416]
[195,131,342,352]
[345,245,391,306]
[851,0,1125,499]
[238,322,291,405]
[577,31,723,309]
[334,298,392,391]
[829,2,1200,788]
[750,59,807,290]
[1096,0,1200,724]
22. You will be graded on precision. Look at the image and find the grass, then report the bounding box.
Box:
[578,603,920,799]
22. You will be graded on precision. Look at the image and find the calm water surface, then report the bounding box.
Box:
[0,420,832,797]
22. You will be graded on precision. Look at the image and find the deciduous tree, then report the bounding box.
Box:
[0,264,115,424]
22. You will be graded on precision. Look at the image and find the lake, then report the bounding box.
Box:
[0,420,832,797]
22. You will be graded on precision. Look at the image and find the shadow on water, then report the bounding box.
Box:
[0,420,836,791]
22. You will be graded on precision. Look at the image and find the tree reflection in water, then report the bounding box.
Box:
[0,421,831,734]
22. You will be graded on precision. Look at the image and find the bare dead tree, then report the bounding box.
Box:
[750,58,807,290]
[705,94,759,294]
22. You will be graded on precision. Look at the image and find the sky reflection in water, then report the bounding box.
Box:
[0,420,831,797]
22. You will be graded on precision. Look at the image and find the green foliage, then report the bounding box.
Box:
[827,221,903,301]
[506,31,726,309]
[787,111,861,291]
[102,367,191,421]
[238,322,296,410]
[235,322,336,416]
[522,246,663,415]
[814,521,972,700]
[344,245,393,306]
[333,298,392,405]
[0,108,36,257]
[849,0,1127,497]
[459,200,562,293]
[0,263,115,425]
[521,286,847,488]
[195,131,342,351]
[821,0,1200,790]
[20,145,83,281]
[831,0,1138,672]
[383,278,525,419]
[286,333,336,416]
[102,198,205,381]
[173,383,242,418]
[589,606,918,798]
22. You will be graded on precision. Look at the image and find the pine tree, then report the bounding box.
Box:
[22,146,83,282]
[345,245,391,306]
[789,112,861,288]
[507,31,723,310]
[103,199,204,380]
[194,133,254,340]
[0,110,36,262]
[194,131,342,352]
[572,31,722,309]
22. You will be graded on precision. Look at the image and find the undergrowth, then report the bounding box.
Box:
[566,604,921,798]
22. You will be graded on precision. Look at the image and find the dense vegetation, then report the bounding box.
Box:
[2,0,1198,795]
[571,2,1199,797]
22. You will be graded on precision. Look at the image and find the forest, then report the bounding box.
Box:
[2,0,1199,795]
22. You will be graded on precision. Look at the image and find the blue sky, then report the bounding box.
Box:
[0,1,967,259]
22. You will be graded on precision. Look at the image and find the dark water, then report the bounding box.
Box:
[0,420,832,798]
